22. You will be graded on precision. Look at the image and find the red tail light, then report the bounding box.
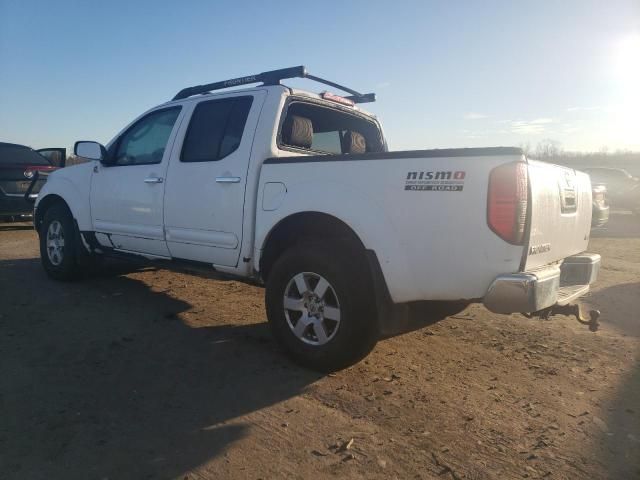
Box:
[487,162,528,245]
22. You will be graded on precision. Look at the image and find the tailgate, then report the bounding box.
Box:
[524,159,592,270]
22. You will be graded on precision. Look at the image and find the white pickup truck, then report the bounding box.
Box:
[34,66,600,371]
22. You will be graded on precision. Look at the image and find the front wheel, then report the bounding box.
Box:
[265,243,378,372]
[39,203,83,280]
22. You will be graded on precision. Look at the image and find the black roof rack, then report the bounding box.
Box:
[171,65,376,104]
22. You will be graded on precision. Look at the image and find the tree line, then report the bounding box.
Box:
[521,140,640,175]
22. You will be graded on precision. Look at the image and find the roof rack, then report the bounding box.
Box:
[171,65,376,104]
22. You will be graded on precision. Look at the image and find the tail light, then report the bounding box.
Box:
[487,162,528,245]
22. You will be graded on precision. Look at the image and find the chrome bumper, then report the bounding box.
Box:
[483,253,601,314]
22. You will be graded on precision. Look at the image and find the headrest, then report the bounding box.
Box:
[282,115,313,149]
[341,130,366,154]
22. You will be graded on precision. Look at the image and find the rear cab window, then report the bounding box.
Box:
[277,99,385,156]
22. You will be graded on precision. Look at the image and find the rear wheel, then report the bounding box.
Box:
[39,203,82,280]
[265,242,378,372]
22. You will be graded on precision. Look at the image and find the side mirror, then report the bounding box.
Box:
[74,141,109,163]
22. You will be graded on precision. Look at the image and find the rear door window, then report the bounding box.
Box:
[181,96,253,162]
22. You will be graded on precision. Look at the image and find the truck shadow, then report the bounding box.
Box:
[599,361,640,479]
[379,301,471,339]
[0,257,321,480]
[586,281,640,477]
[586,282,640,337]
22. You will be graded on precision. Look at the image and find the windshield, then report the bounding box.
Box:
[0,143,51,166]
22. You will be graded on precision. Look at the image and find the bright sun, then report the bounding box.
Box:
[613,34,640,86]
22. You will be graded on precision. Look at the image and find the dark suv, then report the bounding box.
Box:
[583,167,640,215]
[0,142,59,220]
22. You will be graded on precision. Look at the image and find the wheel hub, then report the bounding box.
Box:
[283,272,341,346]
[304,293,324,316]
[46,220,65,266]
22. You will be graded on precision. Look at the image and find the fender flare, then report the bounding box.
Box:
[35,177,92,232]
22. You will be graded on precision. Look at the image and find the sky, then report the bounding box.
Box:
[1,0,639,153]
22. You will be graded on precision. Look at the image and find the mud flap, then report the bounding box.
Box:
[364,250,471,338]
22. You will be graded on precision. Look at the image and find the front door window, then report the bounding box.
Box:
[113,108,181,166]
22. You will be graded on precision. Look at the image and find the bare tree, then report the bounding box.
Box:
[519,141,532,156]
[534,139,563,160]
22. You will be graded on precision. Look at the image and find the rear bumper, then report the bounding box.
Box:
[483,253,601,314]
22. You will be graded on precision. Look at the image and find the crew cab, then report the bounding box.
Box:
[33,66,600,371]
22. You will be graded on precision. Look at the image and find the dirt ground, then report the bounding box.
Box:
[1,214,638,480]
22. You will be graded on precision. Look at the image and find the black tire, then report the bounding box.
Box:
[265,242,378,372]
[39,203,82,281]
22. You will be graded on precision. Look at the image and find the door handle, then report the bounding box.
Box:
[144,177,164,184]
[215,176,241,183]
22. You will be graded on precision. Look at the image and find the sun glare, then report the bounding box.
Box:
[613,33,640,85]
[608,34,640,149]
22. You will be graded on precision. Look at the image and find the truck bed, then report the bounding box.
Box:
[257,147,592,305]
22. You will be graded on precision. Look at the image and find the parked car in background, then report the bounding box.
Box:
[0,142,60,221]
[591,184,609,227]
[583,167,640,215]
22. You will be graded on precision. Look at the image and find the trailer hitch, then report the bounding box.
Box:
[525,304,600,332]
